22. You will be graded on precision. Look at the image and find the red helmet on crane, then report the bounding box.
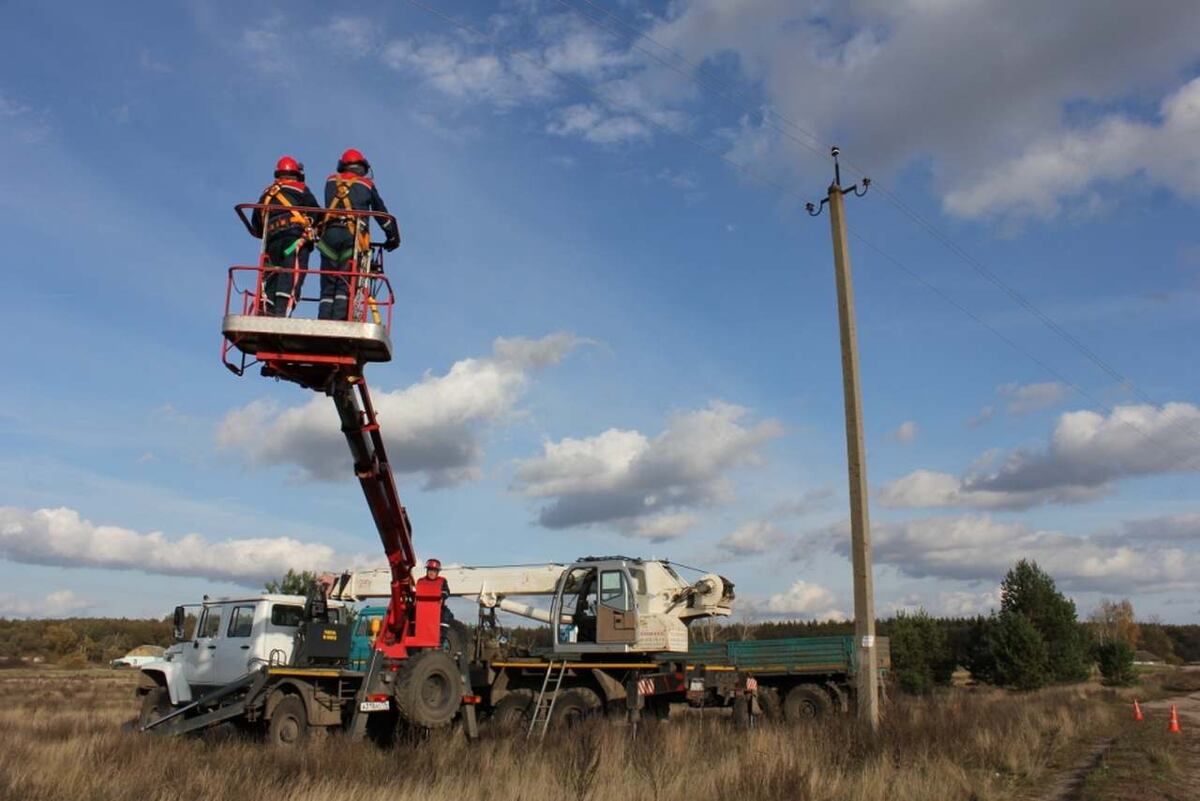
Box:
[337,148,371,174]
[274,155,304,179]
[425,558,442,571]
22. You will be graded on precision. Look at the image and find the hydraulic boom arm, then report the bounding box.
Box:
[331,375,422,656]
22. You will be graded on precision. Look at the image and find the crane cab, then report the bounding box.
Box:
[548,557,700,654]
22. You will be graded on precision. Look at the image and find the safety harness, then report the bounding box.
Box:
[260,182,312,236]
[322,175,372,256]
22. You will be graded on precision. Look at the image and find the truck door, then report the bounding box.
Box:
[186,604,225,690]
[213,603,256,683]
[596,568,637,646]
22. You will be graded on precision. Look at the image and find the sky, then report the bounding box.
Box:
[1,0,1198,625]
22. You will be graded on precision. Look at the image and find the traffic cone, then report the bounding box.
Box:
[1168,705,1181,734]
[1133,699,1144,722]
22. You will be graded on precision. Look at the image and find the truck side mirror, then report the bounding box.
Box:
[172,606,186,641]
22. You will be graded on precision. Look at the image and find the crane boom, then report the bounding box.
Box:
[330,375,421,655]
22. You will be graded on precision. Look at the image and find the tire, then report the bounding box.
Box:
[267,695,309,747]
[138,687,172,729]
[758,686,783,722]
[784,684,832,722]
[394,649,463,729]
[550,687,602,728]
[490,689,533,733]
[441,618,470,659]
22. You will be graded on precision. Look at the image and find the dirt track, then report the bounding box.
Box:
[1041,669,1200,801]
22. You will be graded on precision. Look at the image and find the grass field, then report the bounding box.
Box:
[0,669,1167,801]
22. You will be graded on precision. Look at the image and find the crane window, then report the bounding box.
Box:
[198,608,222,639]
[270,604,304,628]
[599,570,631,612]
[227,605,255,638]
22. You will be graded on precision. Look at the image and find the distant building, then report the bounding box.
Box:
[1133,650,1164,666]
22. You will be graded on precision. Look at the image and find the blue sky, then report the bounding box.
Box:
[1,0,1198,624]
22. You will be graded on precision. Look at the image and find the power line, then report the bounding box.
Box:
[405,0,1199,465]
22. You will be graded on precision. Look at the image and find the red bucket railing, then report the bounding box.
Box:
[221,202,401,374]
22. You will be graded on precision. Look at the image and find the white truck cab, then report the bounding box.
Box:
[144,594,344,704]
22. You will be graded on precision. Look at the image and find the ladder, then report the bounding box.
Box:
[527,660,568,740]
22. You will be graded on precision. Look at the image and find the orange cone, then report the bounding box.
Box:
[1168,705,1181,734]
[1133,699,1144,722]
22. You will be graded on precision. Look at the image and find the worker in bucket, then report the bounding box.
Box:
[250,156,319,316]
[317,148,400,320]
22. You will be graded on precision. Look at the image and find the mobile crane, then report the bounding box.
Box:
[135,202,471,740]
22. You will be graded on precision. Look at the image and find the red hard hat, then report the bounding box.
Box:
[274,156,304,177]
[425,558,442,571]
[338,148,370,172]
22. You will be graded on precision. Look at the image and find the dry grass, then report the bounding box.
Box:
[1079,719,1197,801]
[0,672,1117,801]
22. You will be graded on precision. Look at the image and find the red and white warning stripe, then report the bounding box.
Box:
[637,677,656,697]
[745,677,758,692]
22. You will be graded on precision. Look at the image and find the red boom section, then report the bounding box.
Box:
[331,376,430,658]
[222,202,438,659]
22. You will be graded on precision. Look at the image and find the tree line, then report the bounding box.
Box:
[2,561,1196,684]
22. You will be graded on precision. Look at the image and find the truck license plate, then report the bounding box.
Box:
[359,700,389,712]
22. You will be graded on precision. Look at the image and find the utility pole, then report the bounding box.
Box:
[806,146,879,731]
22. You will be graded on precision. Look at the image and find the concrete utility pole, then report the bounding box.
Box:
[806,146,879,732]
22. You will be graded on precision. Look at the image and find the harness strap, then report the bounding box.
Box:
[262,184,311,233]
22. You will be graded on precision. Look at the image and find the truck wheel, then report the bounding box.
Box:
[267,695,309,746]
[784,684,832,721]
[441,619,470,659]
[551,687,602,728]
[394,649,462,729]
[490,689,533,732]
[138,687,172,729]
[758,687,783,722]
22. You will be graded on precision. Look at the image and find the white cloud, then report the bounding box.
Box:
[546,104,650,144]
[641,1,1200,217]
[888,420,919,444]
[944,76,1200,219]
[382,36,557,108]
[879,468,1104,510]
[761,580,845,620]
[327,16,377,53]
[966,405,995,428]
[770,487,835,518]
[1100,514,1200,546]
[999,381,1068,414]
[0,589,92,619]
[888,589,1000,618]
[514,401,783,534]
[238,17,287,74]
[718,519,786,556]
[537,14,631,78]
[881,402,1200,510]
[0,507,364,586]
[218,334,583,489]
[815,514,1200,594]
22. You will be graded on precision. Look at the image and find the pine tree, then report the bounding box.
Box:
[1000,560,1089,683]
[889,609,955,694]
[988,610,1048,690]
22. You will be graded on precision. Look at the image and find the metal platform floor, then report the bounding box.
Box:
[222,315,393,363]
